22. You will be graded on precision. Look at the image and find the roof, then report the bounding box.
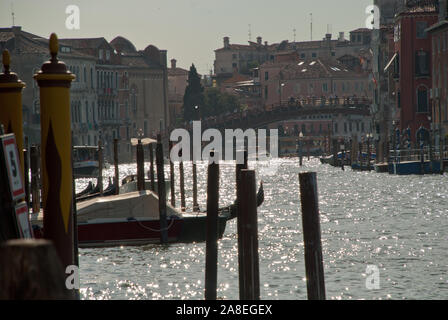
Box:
[0,27,93,59]
[350,28,372,33]
[222,72,251,84]
[261,58,368,80]
[426,20,448,33]
[110,36,137,54]
[168,67,189,76]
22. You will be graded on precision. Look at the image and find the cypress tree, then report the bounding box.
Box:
[183,64,204,122]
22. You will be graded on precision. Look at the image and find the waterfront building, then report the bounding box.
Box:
[427,0,448,149]
[392,1,439,142]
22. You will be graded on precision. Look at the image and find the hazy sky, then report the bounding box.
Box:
[1,0,373,74]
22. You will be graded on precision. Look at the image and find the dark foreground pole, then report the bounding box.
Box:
[205,152,219,300]
[149,143,155,191]
[23,137,30,210]
[114,138,119,194]
[236,149,248,298]
[238,169,260,300]
[299,172,326,300]
[156,135,168,243]
[98,140,103,195]
[169,141,175,207]
[192,161,199,211]
[0,239,75,299]
[30,145,40,217]
[179,154,186,211]
[136,139,145,191]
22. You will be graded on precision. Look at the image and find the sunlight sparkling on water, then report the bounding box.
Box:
[76,158,448,300]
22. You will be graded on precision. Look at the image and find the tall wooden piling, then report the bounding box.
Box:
[148,143,155,191]
[155,134,168,243]
[23,141,30,210]
[236,149,248,297]
[179,151,186,211]
[136,139,145,191]
[97,139,103,195]
[169,141,175,207]
[34,33,75,269]
[238,169,260,300]
[299,172,326,300]
[0,239,75,299]
[205,151,219,300]
[113,138,119,195]
[30,145,40,217]
[192,161,199,211]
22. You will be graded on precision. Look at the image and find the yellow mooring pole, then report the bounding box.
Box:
[34,34,75,268]
[0,49,26,176]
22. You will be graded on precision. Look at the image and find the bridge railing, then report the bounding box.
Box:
[279,96,372,108]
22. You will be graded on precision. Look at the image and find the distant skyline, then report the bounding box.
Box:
[1,0,372,74]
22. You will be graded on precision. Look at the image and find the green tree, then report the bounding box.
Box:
[183,64,204,121]
[203,87,242,117]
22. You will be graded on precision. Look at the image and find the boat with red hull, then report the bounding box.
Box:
[33,183,263,248]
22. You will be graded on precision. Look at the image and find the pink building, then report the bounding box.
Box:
[259,52,372,109]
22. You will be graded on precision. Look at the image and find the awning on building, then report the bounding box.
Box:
[384,53,398,72]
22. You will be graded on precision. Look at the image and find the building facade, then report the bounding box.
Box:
[393,3,438,142]
[427,0,448,149]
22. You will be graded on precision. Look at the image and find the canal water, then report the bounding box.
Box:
[76,158,448,300]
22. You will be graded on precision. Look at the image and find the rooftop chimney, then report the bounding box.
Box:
[257,36,262,45]
[338,32,345,42]
[171,58,177,69]
[264,41,268,46]
[224,36,230,49]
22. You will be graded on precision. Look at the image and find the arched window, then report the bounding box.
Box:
[417,85,429,113]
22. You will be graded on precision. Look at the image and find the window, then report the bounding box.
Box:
[417,86,429,113]
[415,51,429,76]
[331,52,336,57]
[300,53,306,59]
[106,50,110,61]
[322,83,328,92]
[416,21,428,39]
[334,123,338,133]
[312,52,317,58]
[232,63,237,68]
[232,54,237,60]
[99,49,104,60]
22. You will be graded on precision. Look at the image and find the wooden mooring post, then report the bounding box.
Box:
[169,141,175,207]
[148,143,155,191]
[23,140,30,210]
[238,169,260,300]
[97,139,103,195]
[204,151,219,300]
[114,138,119,195]
[34,33,75,269]
[192,161,199,212]
[179,151,186,212]
[299,172,326,300]
[0,239,75,299]
[136,139,145,191]
[236,149,248,298]
[30,145,40,218]
[155,134,168,243]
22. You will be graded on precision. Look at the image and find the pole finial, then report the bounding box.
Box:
[49,33,58,61]
[2,49,10,74]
